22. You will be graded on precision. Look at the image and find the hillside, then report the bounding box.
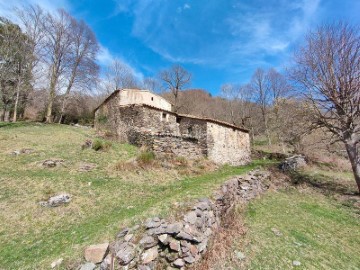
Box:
[0,122,266,269]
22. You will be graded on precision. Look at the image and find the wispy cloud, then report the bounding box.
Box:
[120,0,321,72]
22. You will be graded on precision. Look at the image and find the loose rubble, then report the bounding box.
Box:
[42,159,64,168]
[39,193,71,207]
[11,148,34,155]
[77,169,271,269]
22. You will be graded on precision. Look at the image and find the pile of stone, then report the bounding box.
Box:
[76,170,271,270]
[279,155,307,171]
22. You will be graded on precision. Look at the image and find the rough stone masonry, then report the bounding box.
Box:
[76,170,271,270]
[94,89,251,166]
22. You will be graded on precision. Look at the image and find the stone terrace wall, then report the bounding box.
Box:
[152,135,205,160]
[206,122,251,166]
[77,170,271,270]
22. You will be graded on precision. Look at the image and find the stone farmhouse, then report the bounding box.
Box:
[94,89,251,165]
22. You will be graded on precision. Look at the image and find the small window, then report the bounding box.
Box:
[162,113,167,120]
[188,126,193,134]
[151,97,154,101]
[176,117,181,123]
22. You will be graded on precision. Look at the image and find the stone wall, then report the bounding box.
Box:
[206,122,251,166]
[77,170,271,270]
[95,102,251,165]
[119,90,172,111]
[152,135,205,160]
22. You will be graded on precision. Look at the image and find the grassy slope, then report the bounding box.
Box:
[0,122,268,269]
[243,189,360,269]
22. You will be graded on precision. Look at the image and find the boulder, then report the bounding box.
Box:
[84,242,109,263]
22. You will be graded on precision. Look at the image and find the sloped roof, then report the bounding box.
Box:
[94,89,249,133]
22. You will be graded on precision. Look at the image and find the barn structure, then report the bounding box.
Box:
[94,89,251,165]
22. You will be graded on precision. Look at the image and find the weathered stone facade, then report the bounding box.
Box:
[94,89,251,165]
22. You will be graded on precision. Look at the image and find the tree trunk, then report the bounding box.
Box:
[45,65,58,123]
[262,108,271,145]
[13,77,22,122]
[345,141,360,194]
[4,108,10,122]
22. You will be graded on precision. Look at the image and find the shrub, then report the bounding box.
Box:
[92,139,112,151]
[137,151,156,165]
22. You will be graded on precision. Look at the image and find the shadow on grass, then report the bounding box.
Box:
[289,170,359,196]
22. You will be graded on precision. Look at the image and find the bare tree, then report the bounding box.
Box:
[266,68,292,142]
[249,68,272,145]
[58,18,99,123]
[143,77,162,93]
[220,83,240,125]
[42,9,73,123]
[160,64,191,112]
[102,59,139,94]
[292,22,360,193]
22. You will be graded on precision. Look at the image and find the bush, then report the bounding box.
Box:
[137,151,156,165]
[92,139,112,151]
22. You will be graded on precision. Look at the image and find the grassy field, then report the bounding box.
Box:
[200,163,360,269]
[0,122,269,269]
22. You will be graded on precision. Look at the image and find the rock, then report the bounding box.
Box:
[79,262,96,270]
[271,227,282,237]
[42,159,64,168]
[116,242,135,265]
[234,250,246,260]
[117,228,129,238]
[184,211,197,225]
[169,240,180,252]
[189,245,198,257]
[79,162,97,172]
[145,217,162,229]
[158,234,170,244]
[293,260,301,266]
[100,254,112,270]
[11,150,21,155]
[141,246,158,264]
[84,242,109,263]
[173,258,185,268]
[139,235,158,248]
[279,155,306,171]
[165,250,180,262]
[184,255,196,264]
[39,193,71,207]
[194,201,210,211]
[165,222,183,234]
[50,258,63,268]
[125,234,134,242]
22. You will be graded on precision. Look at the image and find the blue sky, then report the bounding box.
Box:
[1,0,360,95]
